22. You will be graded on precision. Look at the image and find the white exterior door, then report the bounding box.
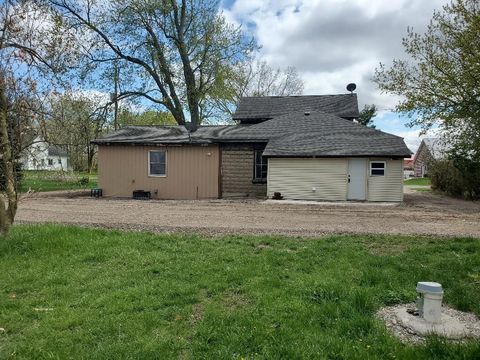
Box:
[347,159,367,200]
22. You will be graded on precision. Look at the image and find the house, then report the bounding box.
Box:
[403,157,414,179]
[413,138,450,177]
[21,136,69,171]
[92,94,411,202]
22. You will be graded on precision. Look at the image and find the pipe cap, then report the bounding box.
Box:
[416,281,443,294]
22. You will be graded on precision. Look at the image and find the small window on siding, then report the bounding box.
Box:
[254,150,267,181]
[149,150,166,176]
[370,161,386,176]
[48,159,53,166]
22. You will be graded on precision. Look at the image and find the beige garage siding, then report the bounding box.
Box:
[367,158,403,202]
[267,158,348,201]
[97,145,219,199]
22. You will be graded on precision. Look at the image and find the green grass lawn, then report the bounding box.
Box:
[404,178,431,186]
[1,225,479,359]
[19,171,98,192]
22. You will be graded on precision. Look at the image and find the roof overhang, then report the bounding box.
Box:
[263,154,412,159]
[91,140,214,146]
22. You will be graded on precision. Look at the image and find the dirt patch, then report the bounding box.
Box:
[15,191,480,237]
[403,185,431,194]
[21,190,91,199]
[377,303,480,344]
[222,290,249,312]
[256,244,272,250]
[189,302,204,326]
[365,243,410,256]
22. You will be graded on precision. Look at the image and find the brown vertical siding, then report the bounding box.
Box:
[97,145,219,199]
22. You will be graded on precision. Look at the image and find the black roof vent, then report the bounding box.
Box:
[304,111,311,116]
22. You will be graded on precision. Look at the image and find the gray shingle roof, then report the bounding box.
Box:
[48,145,67,157]
[92,125,233,145]
[221,111,412,157]
[92,112,411,157]
[233,94,359,122]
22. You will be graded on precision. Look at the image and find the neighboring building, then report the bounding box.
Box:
[404,157,414,179]
[22,136,69,171]
[92,94,411,202]
[413,138,450,177]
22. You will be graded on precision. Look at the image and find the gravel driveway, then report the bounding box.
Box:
[15,190,480,237]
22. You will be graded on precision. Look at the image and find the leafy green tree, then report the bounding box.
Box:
[46,93,108,172]
[118,109,177,127]
[47,0,255,130]
[373,0,480,159]
[358,104,377,129]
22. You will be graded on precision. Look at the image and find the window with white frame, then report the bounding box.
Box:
[370,161,386,176]
[254,150,267,181]
[149,150,166,176]
[48,159,53,166]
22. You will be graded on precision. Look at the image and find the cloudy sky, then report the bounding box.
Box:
[221,0,448,152]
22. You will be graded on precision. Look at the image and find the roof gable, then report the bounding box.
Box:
[422,138,451,159]
[233,94,359,122]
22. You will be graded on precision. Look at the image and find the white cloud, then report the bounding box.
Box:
[395,128,441,154]
[224,0,448,110]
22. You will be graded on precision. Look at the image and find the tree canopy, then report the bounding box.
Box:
[210,59,304,121]
[358,104,377,129]
[373,0,480,159]
[118,109,177,127]
[47,0,255,130]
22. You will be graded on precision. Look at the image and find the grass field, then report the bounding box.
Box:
[404,178,431,186]
[1,225,479,359]
[19,171,98,192]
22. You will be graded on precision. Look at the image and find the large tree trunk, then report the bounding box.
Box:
[0,78,18,236]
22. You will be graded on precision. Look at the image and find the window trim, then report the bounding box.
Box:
[148,150,167,177]
[253,150,268,183]
[370,161,386,177]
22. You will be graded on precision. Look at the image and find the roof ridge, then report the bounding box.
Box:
[259,110,405,140]
[122,124,233,129]
[241,93,356,99]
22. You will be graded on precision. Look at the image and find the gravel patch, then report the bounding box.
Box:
[15,191,480,237]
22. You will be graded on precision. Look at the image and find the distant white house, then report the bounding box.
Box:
[21,136,69,171]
